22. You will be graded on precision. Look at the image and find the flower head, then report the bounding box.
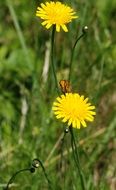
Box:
[36,1,78,32]
[52,93,96,129]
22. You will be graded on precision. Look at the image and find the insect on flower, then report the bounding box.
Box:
[53,80,96,129]
[59,80,72,94]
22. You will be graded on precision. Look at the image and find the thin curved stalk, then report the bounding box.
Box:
[5,168,31,190]
[59,128,68,169]
[34,159,53,190]
[69,126,86,190]
[68,27,88,81]
[5,159,53,190]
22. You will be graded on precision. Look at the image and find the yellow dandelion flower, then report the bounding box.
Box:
[36,1,78,32]
[52,93,96,129]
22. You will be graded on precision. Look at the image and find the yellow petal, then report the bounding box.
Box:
[56,24,60,32]
[81,120,87,127]
[68,118,72,126]
[62,117,68,122]
[76,119,81,129]
[61,24,68,32]
[87,111,96,115]
[41,21,48,26]
[85,115,94,121]
[87,106,95,110]
[46,23,52,29]
[72,120,76,128]
[56,97,62,102]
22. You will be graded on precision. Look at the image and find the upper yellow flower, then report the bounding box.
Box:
[36,1,78,32]
[52,93,96,129]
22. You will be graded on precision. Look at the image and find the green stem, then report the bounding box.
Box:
[68,33,85,81]
[5,159,52,190]
[51,26,60,95]
[34,159,53,190]
[5,168,32,190]
[59,128,68,169]
[69,126,86,190]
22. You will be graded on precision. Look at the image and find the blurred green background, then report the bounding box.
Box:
[0,0,116,189]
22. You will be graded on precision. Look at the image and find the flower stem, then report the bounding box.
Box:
[59,128,69,168]
[69,126,86,190]
[51,25,59,95]
[68,27,88,81]
[5,168,32,190]
[5,159,52,190]
[33,158,53,190]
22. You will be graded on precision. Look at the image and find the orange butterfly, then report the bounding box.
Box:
[59,80,72,94]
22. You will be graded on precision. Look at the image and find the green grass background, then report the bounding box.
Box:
[0,0,115,189]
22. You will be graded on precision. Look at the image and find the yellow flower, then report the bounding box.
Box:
[52,93,96,129]
[36,1,78,32]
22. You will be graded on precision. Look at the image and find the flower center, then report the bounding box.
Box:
[64,101,86,120]
[47,6,70,24]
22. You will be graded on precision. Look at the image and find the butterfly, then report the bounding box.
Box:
[59,80,72,94]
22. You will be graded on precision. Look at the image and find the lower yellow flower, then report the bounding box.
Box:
[52,93,96,129]
[36,1,78,32]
